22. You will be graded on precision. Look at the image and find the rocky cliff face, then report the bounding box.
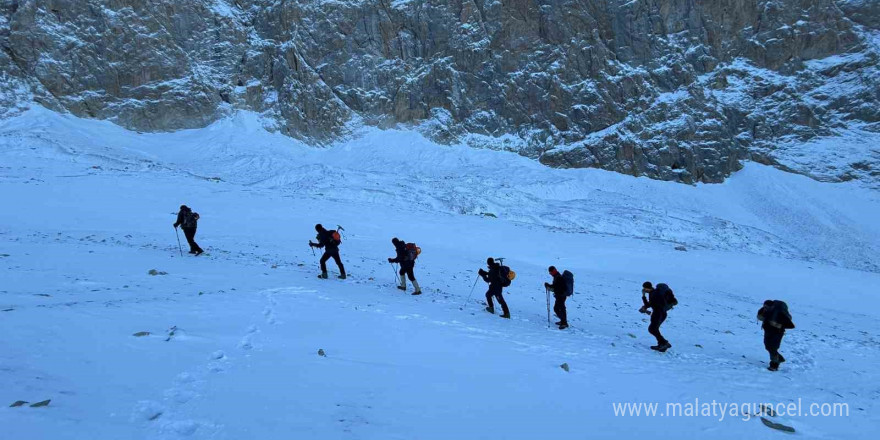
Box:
[2,0,878,184]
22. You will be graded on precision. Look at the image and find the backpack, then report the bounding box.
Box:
[767,300,795,329]
[405,243,421,261]
[182,211,199,228]
[657,283,677,311]
[562,270,575,296]
[499,266,515,287]
[329,230,342,245]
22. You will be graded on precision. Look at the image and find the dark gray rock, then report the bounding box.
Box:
[1,0,878,183]
[760,416,796,433]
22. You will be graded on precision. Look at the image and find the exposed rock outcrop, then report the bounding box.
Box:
[2,0,878,184]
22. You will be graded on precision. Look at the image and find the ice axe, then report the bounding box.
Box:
[336,224,345,240]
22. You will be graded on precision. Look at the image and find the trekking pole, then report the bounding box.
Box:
[546,287,551,327]
[390,262,400,285]
[174,227,183,257]
[460,275,481,310]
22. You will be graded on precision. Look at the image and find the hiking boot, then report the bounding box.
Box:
[485,307,495,314]
[778,354,786,363]
[397,286,407,291]
[768,362,779,372]
[188,250,196,254]
[555,321,562,325]
[194,250,203,256]
[651,342,672,352]
[318,272,329,279]
[338,274,347,280]
[412,291,422,296]
[500,313,511,319]
[558,323,569,330]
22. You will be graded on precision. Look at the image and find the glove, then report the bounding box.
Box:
[308,241,315,248]
[544,282,551,289]
[478,268,486,276]
[388,258,394,263]
[639,305,651,315]
[173,224,178,229]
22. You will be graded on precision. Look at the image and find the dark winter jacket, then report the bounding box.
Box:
[642,286,668,312]
[389,241,414,267]
[480,262,503,288]
[174,207,199,229]
[313,229,339,251]
[758,301,795,332]
[549,273,567,298]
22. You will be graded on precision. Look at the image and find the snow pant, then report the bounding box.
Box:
[398,263,420,291]
[399,263,416,281]
[764,328,785,365]
[486,286,509,316]
[320,248,345,276]
[182,227,203,253]
[648,309,668,345]
[553,294,568,325]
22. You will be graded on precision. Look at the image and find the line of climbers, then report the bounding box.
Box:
[172,205,796,372]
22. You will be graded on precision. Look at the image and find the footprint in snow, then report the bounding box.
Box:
[263,306,277,324]
[163,387,196,405]
[239,337,254,351]
[132,400,166,423]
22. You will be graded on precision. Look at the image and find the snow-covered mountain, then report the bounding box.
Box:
[2,1,879,438]
[1,108,879,439]
[2,0,879,184]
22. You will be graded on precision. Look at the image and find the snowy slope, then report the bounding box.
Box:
[1,107,879,439]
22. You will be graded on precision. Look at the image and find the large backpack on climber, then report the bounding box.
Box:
[656,283,678,311]
[329,230,342,246]
[405,243,421,261]
[562,270,575,296]
[182,211,199,228]
[498,265,515,287]
[764,300,795,329]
